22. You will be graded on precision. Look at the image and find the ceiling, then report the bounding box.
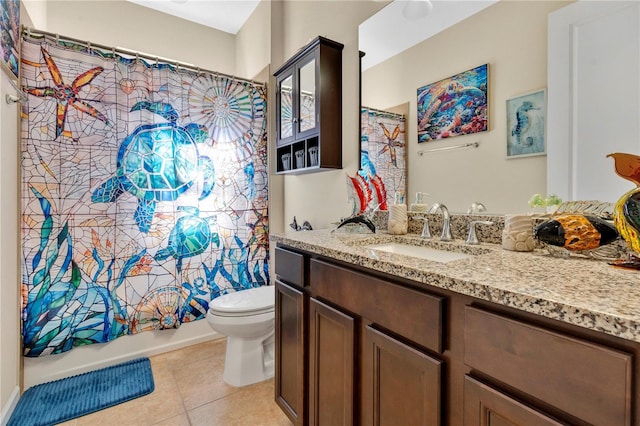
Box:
[126,0,261,35]
[359,0,498,70]
[127,0,497,69]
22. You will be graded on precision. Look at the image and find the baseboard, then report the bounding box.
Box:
[1,386,20,426]
[23,320,222,389]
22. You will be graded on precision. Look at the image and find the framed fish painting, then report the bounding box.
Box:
[506,89,546,158]
[0,0,20,80]
[416,63,488,142]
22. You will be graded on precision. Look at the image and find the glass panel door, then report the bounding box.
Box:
[279,74,294,140]
[298,58,316,134]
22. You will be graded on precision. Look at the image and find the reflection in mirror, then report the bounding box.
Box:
[360,105,407,211]
[299,59,316,133]
[359,1,570,215]
[279,75,293,139]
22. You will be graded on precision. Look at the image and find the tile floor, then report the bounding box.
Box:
[59,339,292,426]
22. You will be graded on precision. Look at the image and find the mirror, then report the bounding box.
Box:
[279,75,293,139]
[359,0,569,215]
[299,59,316,133]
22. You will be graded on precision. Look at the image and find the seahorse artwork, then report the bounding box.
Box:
[511,101,540,145]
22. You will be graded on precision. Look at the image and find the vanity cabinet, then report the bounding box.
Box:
[274,246,444,425]
[273,36,343,174]
[362,325,442,425]
[275,281,306,426]
[463,376,564,426]
[464,306,633,426]
[308,298,355,426]
[274,247,306,425]
[274,243,640,425]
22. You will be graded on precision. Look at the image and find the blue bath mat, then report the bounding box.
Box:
[8,357,154,426]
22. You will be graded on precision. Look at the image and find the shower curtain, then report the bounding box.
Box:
[360,107,406,211]
[19,32,269,357]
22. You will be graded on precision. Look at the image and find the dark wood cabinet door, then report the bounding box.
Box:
[308,297,355,426]
[362,325,442,426]
[275,280,306,426]
[464,376,565,426]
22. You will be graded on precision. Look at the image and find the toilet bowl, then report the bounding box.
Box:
[206,285,275,387]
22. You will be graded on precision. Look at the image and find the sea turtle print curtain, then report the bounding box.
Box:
[360,107,406,211]
[20,32,268,357]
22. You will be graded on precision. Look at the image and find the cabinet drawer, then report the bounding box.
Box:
[275,247,305,287]
[310,258,444,353]
[464,306,633,426]
[464,376,564,426]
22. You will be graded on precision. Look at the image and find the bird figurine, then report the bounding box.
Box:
[607,152,640,268]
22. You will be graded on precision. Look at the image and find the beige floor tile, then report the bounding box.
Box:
[187,379,291,426]
[172,341,240,411]
[151,412,191,426]
[161,338,227,365]
[48,337,290,426]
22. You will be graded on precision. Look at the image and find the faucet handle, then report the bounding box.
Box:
[420,216,432,238]
[467,202,487,214]
[466,220,494,245]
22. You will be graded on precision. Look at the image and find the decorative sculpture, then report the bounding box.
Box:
[607,152,640,268]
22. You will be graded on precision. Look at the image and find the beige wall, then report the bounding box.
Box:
[272,1,386,230]
[46,1,237,76]
[0,61,22,426]
[0,3,33,420]
[363,1,570,214]
[236,0,270,81]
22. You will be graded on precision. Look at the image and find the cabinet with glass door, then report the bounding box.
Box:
[274,36,343,174]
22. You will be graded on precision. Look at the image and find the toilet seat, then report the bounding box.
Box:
[209,286,275,317]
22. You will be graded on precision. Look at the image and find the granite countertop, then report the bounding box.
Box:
[270,229,640,343]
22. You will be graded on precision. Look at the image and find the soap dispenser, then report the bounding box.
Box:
[387,191,408,235]
[410,192,430,212]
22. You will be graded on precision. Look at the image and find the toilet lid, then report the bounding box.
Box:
[209,285,275,316]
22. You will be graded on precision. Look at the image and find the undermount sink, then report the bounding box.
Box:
[366,242,473,263]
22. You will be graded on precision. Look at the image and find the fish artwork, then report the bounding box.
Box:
[534,214,619,254]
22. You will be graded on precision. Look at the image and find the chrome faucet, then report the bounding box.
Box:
[466,220,494,244]
[428,203,453,241]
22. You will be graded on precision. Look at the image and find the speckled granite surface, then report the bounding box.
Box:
[270,228,640,343]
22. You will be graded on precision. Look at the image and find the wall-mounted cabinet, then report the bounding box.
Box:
[274,36,343,174]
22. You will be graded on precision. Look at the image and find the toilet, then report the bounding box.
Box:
[206,285,275,387]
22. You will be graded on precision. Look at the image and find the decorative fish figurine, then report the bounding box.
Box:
[608,152,640,268]
[534,214,618,252]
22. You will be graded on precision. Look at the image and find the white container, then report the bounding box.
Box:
[308,146,318,166]
[387,204,408,235]
[502,214,535,252]
[294,150,305,168]
[281,153,291,171]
